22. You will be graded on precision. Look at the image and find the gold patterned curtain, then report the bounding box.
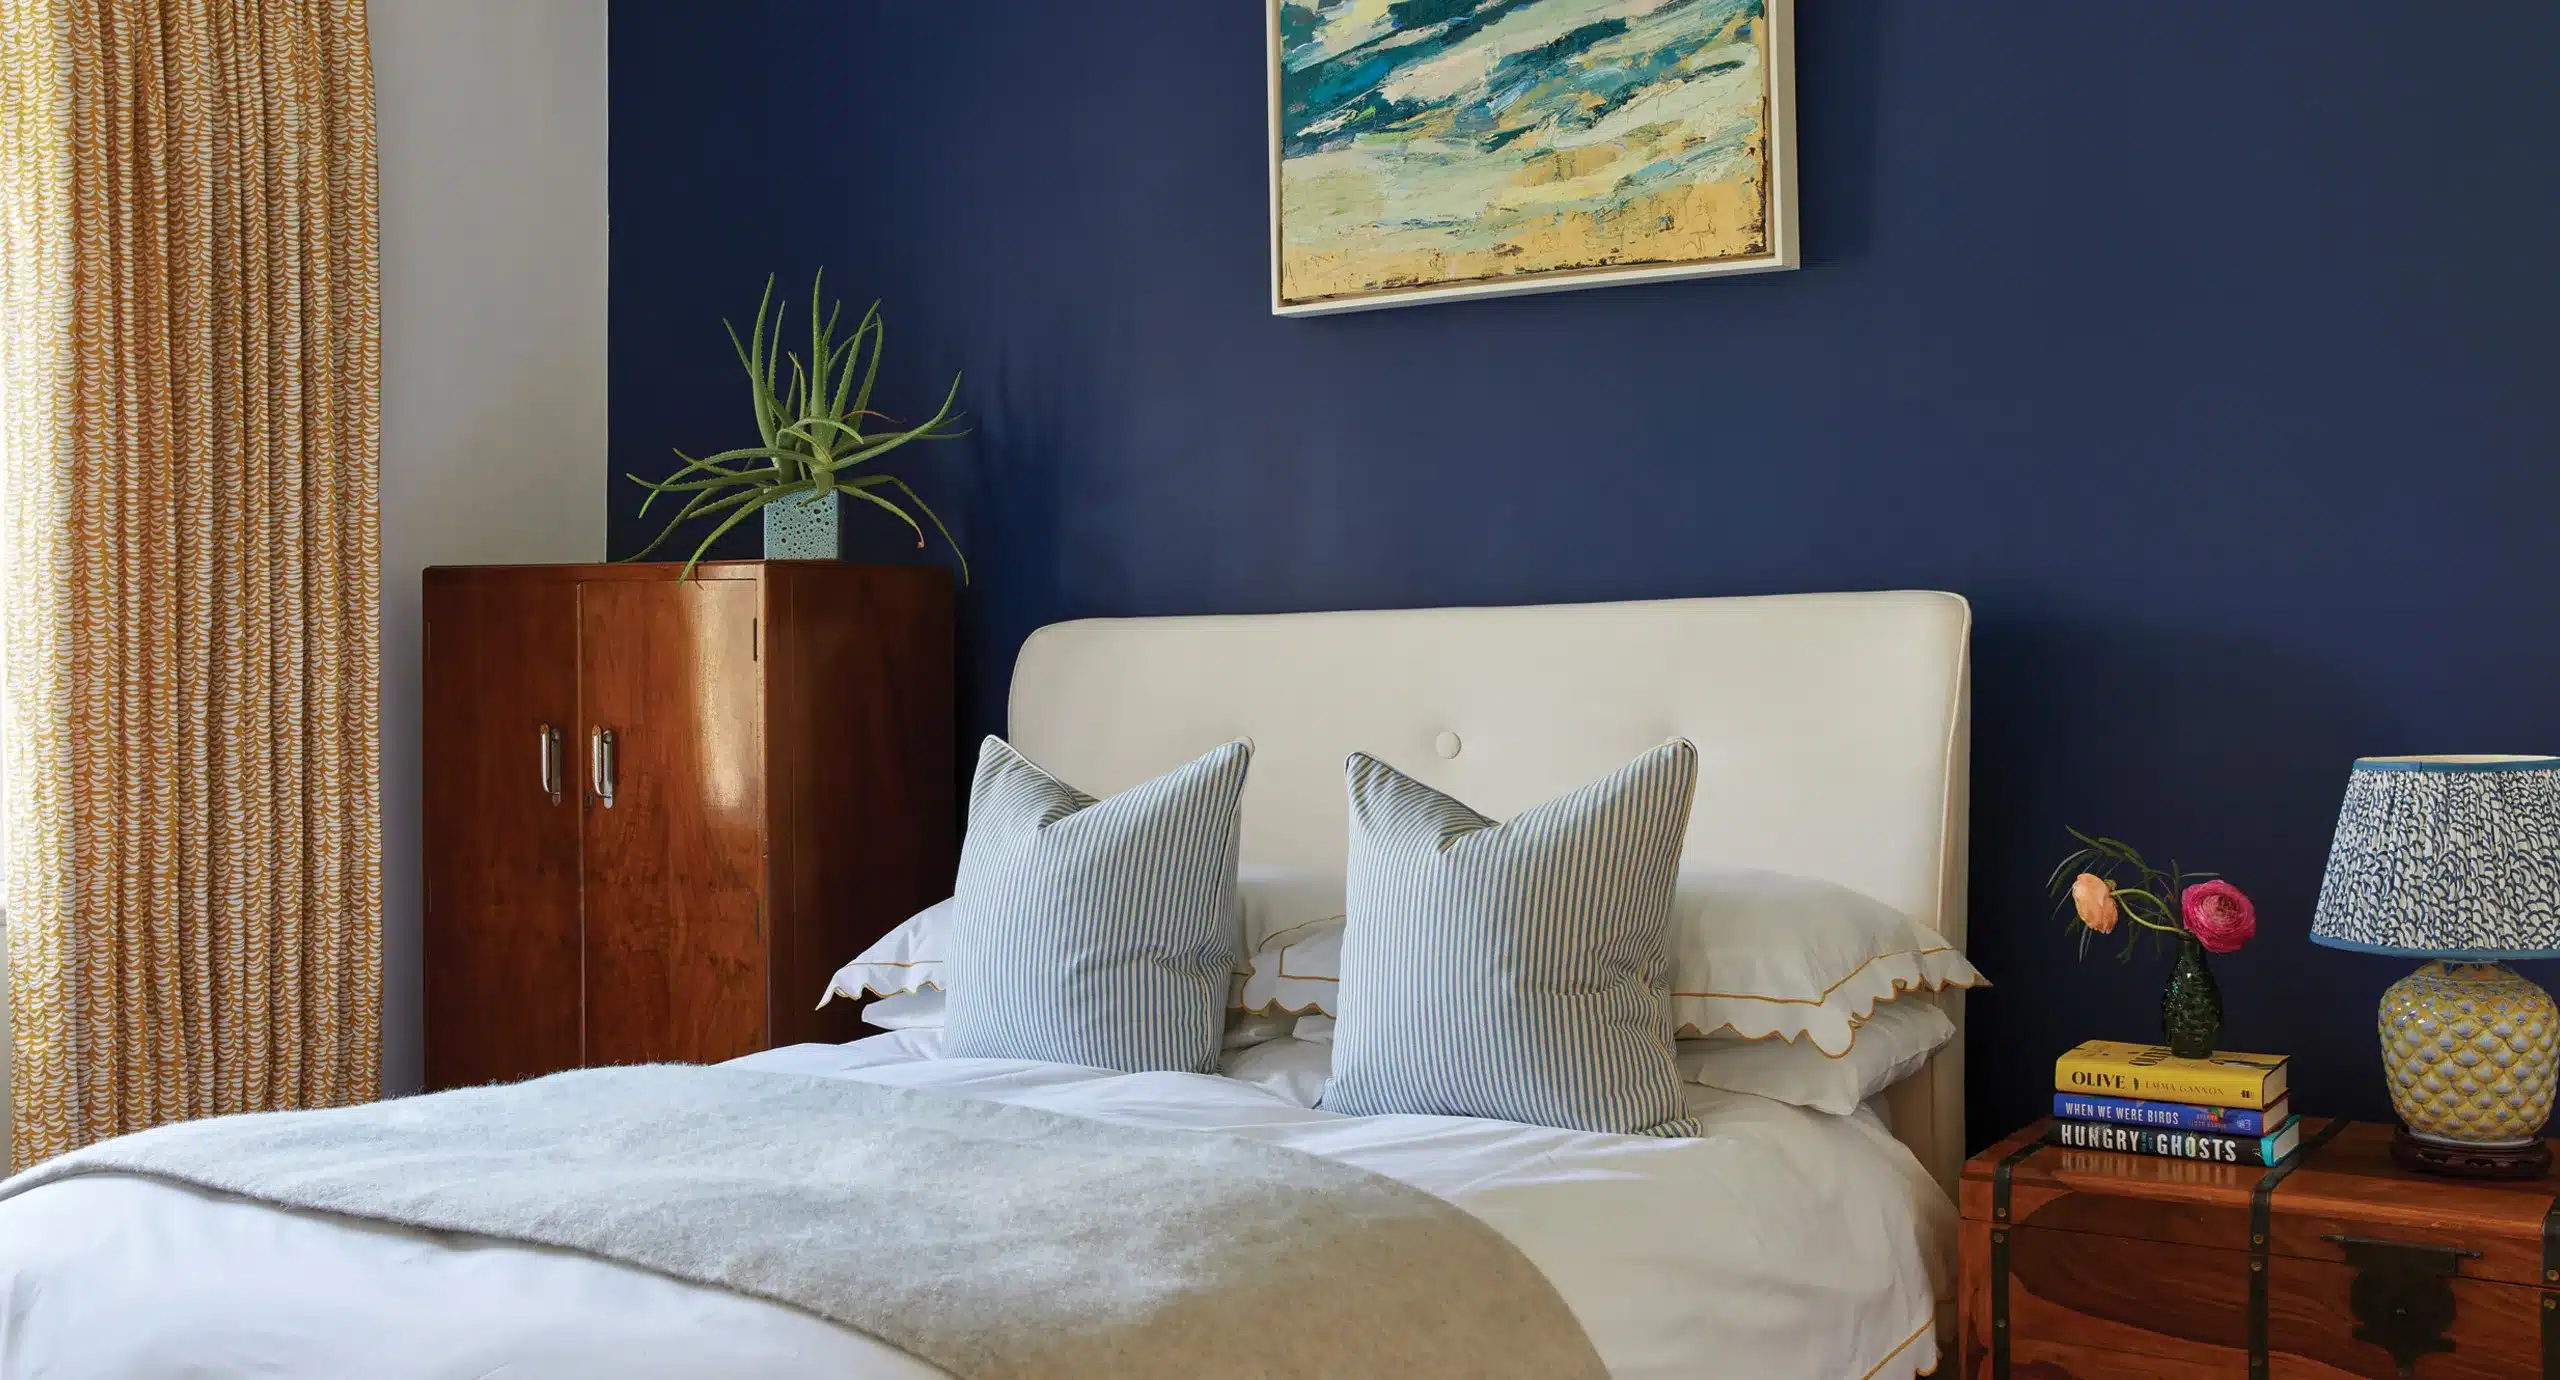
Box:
[0,0,381,1169]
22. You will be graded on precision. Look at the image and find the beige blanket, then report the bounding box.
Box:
[0,1064,1606,1380]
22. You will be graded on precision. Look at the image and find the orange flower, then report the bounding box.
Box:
[2071,873,2120,935]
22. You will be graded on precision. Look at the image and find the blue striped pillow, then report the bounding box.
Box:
[941,737,1252,1074]
[1322,741,1701,1137]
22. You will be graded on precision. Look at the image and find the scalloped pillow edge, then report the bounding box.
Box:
[1671,947,1987,1055]
[819,968,944,1009]
[1230,914,1347,1017]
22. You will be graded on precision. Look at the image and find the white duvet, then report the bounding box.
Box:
[0,1033,1951,1380]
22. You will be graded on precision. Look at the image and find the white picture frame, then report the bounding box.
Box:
[1267,0,1798,318]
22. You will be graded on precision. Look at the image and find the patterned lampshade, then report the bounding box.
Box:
[2310,756,2560,959]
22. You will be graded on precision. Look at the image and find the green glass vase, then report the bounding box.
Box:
[2161,933,2223,1059]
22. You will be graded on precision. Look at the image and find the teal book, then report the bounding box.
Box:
[2047,1113,2304,1167]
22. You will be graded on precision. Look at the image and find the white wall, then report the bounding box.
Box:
[373,0,608,1096]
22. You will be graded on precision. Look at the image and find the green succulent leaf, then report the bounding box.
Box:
[839,481,927,548]
[870,473,969,585]
[851,304,885,421]
[626,486,768,564]
[675,487,796,579]
[620,271,970,581]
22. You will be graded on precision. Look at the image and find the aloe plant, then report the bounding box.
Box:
[625,271,967,578]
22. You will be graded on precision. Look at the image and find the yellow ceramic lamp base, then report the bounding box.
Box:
[2312,756,2560,1177]
[2380,961,2559,1149]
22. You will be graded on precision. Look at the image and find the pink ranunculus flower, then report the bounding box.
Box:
[2183,880,2256,954]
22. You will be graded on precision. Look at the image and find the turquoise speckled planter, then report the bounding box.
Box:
[763,491,839,559]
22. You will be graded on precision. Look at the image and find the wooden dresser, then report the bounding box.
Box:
[1959,1117,2560,1378]
[421,560,953,1090]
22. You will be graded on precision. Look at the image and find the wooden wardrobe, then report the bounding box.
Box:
[420,560,953,1091]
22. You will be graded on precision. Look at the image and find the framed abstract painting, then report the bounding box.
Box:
[1268,0,1797,316]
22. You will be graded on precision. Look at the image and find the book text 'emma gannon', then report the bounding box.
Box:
[2052,1040,2289,1110]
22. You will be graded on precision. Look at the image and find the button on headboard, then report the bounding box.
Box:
[1007,590,1973,1195]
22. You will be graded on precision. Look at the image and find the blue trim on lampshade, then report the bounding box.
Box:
[2311,755,2560,955]
[2308,932,2560,962]
[2353,755,2560,775]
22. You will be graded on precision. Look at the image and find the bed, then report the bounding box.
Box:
[0,590,1973,1379]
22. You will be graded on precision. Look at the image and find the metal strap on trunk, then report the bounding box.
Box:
[1988,1135,2047,1380]
[2246,1116,2351,1377]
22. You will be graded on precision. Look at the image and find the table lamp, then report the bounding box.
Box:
[2310,755,2560,1178]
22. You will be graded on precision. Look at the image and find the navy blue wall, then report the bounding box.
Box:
[608,2,2560,1148]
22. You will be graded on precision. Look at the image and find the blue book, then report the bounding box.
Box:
[2052,1091,2287,1137]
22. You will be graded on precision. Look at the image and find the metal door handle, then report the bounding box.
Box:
[591,728,617,809]
[538,724,563,804]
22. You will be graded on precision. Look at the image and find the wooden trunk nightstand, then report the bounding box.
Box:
[1958,1118,2560,1378]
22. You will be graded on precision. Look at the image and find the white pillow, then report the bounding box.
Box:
[1673,997,1955,1116]
[822,897,951,1005]
[1220,1036,1331,1107]
[1226,869,1982,1052]
[861,988,945,1031]
[1235,865,1348,955]
[1669,869,1982,1054]
[839,871,1335,1015]
[1222,1009,1299,1050]
[860,988,1299,1051]
[824,895,1298,1049]
[1233,914,1344,1017]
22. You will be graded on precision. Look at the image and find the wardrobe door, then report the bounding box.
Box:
[578,575,768,1065]
[422,575,583,1090]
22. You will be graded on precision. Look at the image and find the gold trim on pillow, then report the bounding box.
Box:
[1681,1033,1863,1062]
[1234,998,1332,1017]
[1258,914,1345,946]
[1672,971,1985,1042]
[821,978,947,1008]
[1856,1319,1934,1380]
[1668,946,1962,1003]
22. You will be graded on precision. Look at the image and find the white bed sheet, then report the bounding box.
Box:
[0,1035,1952,1380]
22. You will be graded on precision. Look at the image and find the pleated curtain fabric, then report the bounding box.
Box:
[0,0,382,1169]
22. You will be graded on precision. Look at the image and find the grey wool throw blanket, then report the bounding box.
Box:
[0,1065,1607,1380]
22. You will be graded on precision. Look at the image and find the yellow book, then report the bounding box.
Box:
[2053,1040,2289,1109]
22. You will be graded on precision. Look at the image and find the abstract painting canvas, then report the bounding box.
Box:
[1269,0,1796,315]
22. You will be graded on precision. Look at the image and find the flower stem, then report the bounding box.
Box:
[2106,886,2185,936]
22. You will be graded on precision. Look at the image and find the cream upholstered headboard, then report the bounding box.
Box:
[1007,590,1973,1197]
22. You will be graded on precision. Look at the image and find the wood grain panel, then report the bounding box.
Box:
[2008,1223,2253,1370]
[762,562,955,1046]
[421,576,582,1089]
[1963,1221,2548,1379]
[1963,1119,2560,1379]
[1962,1122,2263,1251]
[422,560,955,1069]
[2269,1268,2545,1378]
[2268,1125,2560,1287]
[1966,1121,2560,1287]
[579,576,767,1065]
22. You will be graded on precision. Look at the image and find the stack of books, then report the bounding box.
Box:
[2049,1039,2300,1165]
